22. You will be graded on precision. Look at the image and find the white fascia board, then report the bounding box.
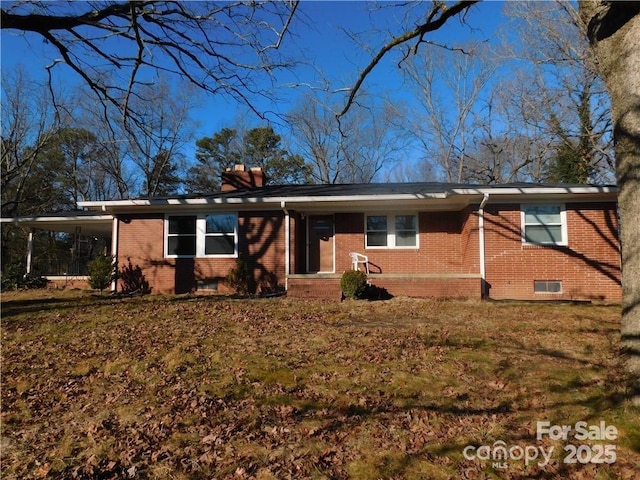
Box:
[284,193,449,203]
[1,214,113,223]
[78,192,450,212]
[1,214,114,236]
[75,186,616,213]
[451,186,617,195]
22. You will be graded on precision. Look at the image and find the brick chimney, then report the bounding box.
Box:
[221,165,266,191]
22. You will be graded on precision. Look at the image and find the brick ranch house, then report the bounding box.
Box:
[5,166,621,301]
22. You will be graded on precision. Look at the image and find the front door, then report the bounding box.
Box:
[308,215,334,273]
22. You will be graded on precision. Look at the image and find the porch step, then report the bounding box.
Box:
[287,278,341,300]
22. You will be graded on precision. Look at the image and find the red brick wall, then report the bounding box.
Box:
[483,202,620,301]
[366,277,479,298]
[461,206,480,274]
[116,211,286,294]
[333,212,478,276]
[324,211,481,298]
[286,276,480,300]
[115,202,620,301]
[286,278,343,300]
[45,277,91,290]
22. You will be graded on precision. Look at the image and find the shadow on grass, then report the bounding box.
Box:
[1,293,118,320]
[0,291,175,328]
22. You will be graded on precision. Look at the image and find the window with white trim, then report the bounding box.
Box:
[166,213,238,258]
[521,204,567,246]
[167,216,197,256]
[366,214,418,248]
[204,214,236,255]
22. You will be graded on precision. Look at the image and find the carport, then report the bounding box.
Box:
[1,212,114,285]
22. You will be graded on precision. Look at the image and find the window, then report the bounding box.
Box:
[395,215,418,247]
[167,216,196,256]
[366,214,418,248]
[521,204,567,245]
[197,279,219,291]
[166,213,238,258]
[366,216,388,247]
[534,280,562,294]
[204,214,236,255]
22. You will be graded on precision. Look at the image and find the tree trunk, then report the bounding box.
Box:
[580,1,640,404]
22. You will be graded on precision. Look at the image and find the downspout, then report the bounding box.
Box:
[478,193,489,299]
[26,229,34,275]
[111,216,118,293]
[281,201,290,291]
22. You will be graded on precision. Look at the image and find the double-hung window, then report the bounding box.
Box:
[366,215,388,247]
[166,213,238,258]
[366,214,418,248]
[167,216,197,256]
[521,204,567,246]
[204,214,236,256]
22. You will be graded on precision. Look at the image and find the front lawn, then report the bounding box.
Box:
[1,291,638,479]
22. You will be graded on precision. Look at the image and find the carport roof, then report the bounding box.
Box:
[1,211,113,237]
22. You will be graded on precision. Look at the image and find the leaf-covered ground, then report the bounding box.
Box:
[1,291,638,479]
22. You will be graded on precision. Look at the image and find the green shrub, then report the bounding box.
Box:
[226,258,252,295]
[87,255,115,291]
[340,270,368,299]
[258,270,284,296]
[1,261,49,291]
[19,274,49,289]
[119,259,151,294]
[1,261,24,291]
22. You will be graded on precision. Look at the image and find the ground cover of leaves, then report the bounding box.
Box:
[1,290,639,479]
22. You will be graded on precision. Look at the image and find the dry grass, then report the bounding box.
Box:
[1,290,638,479]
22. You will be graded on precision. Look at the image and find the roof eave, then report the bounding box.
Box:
[76,186,618,214]
[1,214,114,236]
[77,192,452,212]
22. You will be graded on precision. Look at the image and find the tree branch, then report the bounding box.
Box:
[1,1,299,129]
[338,0,480,117]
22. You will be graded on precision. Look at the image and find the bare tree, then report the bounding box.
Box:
[1,68,60,217]
[287,93,405,184]
[500,0,614,183]
[339,1,481,117]
[1,1,299,128]
[123,79,198,197]
[400,42,497,182]
[460,85,558,184]
[72,93,138,200]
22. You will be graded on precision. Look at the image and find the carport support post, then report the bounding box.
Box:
[281,201,290,290]
[26,229,34,275]
[110,217,118,292]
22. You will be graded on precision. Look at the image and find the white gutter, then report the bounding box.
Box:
[281,201,290,290]
[478,193,490,298]
[77,192,450,210]
[111,217,118,293]
[76,185,617,213]
[452,186,617,195]
[1,214,113,223]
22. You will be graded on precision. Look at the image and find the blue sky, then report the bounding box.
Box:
[203,1,506,129]
[1,1,507,156]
